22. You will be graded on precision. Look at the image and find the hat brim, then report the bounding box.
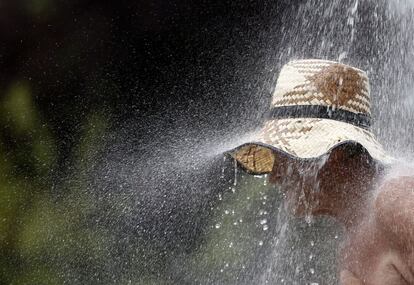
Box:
[228,118,394,175]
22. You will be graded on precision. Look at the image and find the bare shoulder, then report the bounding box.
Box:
[375,175,414,215]
[374,175,414,250]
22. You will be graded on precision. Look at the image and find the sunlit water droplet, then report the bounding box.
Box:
[233,159,238,186]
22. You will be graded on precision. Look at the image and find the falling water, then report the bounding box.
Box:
[61,1,414,284]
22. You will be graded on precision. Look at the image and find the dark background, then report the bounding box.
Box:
[2,0,410,158]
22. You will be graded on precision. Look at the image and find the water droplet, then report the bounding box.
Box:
[215,223,221,229]
[233,159,238,186]
[351,0,358,14]
[258,240,263,246]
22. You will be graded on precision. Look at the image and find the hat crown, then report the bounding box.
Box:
[272,59,371,116]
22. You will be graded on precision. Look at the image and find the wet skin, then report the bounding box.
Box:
[268,147,414,285]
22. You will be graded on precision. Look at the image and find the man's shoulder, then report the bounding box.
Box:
[380,164,414,189]
[377,175,414,201]
[373,174,414,249]
[375,174,414,212]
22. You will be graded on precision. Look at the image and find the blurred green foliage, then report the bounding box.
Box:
[0,82,280,284]
[0,81,112,285]
[183,175,281,284]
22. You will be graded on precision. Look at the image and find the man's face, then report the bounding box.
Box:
[268,147,376,217]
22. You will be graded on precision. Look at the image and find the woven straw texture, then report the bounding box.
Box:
[273,59,371,115]
[231,59,393,174]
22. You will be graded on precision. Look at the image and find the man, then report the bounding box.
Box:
[230,59,414,284]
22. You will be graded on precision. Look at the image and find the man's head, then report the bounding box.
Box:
[268,144,380,217]
[228,59,393,221]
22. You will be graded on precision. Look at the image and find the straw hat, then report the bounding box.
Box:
[230,59,394,174]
